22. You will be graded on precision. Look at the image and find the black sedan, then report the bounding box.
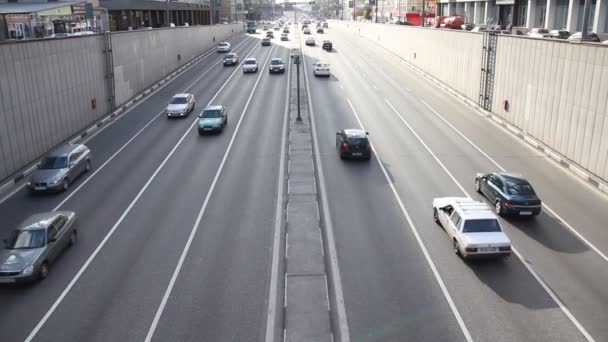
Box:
[0,211,77,283]
[322,40,332,51]
[336,129,371,160]
[475,172,542,217]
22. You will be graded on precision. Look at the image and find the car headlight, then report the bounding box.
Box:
[50,179,60,184]
[27,181,31,186]
[22,265,34,275]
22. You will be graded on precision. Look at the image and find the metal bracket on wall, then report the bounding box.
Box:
[104,31,116,110]
[479,32,497,111]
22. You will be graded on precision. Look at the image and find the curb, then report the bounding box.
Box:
[344,23,608,196]
[0,32,243,198]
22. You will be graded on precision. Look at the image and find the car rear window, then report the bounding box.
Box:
[505,181,535,195]
[244,60,256,64]
[463,219,502,233]
[345,137,367,145]
[200,110,222,118]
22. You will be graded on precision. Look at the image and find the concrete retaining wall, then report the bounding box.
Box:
[112,24,241,105]
[0,24,242,182]
[492,37,608,180]
[341,22,483,101]
[0,35,110,181]
[337,21,608,182]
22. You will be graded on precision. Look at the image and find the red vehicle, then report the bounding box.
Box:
[434,15,465,29]
[403,12,436,26]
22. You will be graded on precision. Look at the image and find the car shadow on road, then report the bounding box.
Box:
[467,257,560,310]
[504,212,588,254]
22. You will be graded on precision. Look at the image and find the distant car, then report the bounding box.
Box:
[548,29,570,39]
[274,26,280,31]
[197,105,227,134]
[461,23,474,31]
[433,197,511,259]
[263,25,269,30]
[0,211,78,283]
[305,37,315,46]
[217,42,231,52]
[312,61,330,77]
[242,58,258,73]
[336,129,370,160]
[322,40,332,51]
[283,28,290,33]
[27,144,91,193]
[72,30,96,36]
[281,33,289,41]
[262,37,271,46]
[470,26,486,32]
[266,31,274,38]
[395,21,414,25]
[475,172,542,217]
[50,32,72,38]
[323,22,328,28]
[567,31,601,42]
[317,27,324,33]
[165,93,195,117]
[303,27,311,34]
[603,40,608,45]
[269,58,286,74]
[527,28,550,38]
[223,53,239,66]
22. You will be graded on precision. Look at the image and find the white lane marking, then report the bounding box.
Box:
[339,84,344,90]
[0,36,252,207]
[385,98,595,342]
[303,47,351,342]
[346,98,473,342]
[372,84,377,90]
[51,38,255,212]
[264,47,291,342]
[144,45,276,342]
[418,99,608,264]
[23,39,260,342]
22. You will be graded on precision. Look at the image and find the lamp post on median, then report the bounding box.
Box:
[291,48,302,122]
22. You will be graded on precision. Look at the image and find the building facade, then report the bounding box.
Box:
[436,0,607,33]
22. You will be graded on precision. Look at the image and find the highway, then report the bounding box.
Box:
[0,20,607,342]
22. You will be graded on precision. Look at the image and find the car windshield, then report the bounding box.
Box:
[505,181,535,195]
[225,54,236,58]
[316,63,328,68]
[39,156,68,169]
[200,110,222,118]
[6,229,46,249]
[463,219,502,233]
[219,43,229,47]
[271,60,283,65]
[244,60,256,65]
[170,97,187,104]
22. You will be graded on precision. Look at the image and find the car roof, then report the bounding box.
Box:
[450,198,497,220]
[47,144,82,157]
[204,105,224,111]
[219,42,229,45]
[343,129,366,137]
[173,93,190,98]
[271,58,283,62]
[17,211,74,231]
[244,57,257,61]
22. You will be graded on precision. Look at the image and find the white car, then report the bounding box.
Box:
[242,58,258,73]
[432,197,511,259]
[305,37,315,46]
[312,62,330,77]
[166,93,195,117]
[303,27,311,34]
[217,42,231,52]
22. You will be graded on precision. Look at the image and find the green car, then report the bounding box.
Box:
[198,105,228,134]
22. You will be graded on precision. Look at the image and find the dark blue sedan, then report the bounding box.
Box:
[475,172,542,217]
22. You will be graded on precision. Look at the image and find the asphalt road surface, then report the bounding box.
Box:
[1,22,607,342]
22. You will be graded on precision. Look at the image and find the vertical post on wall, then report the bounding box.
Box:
[581,0,590,39]
[421,0,425,26]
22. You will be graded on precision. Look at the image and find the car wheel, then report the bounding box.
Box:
[433,208,440,224]
[495,200,504,216]
[85,160,91,172]
[39,262,49,280]
[69,230,77,246]
[339,153,345,160]
[62,178,70,192]
[453,239,461,256]
[475,178,481,193]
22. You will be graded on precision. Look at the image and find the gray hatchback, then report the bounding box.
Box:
[27,144,91,193]
[0,211,77,283]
